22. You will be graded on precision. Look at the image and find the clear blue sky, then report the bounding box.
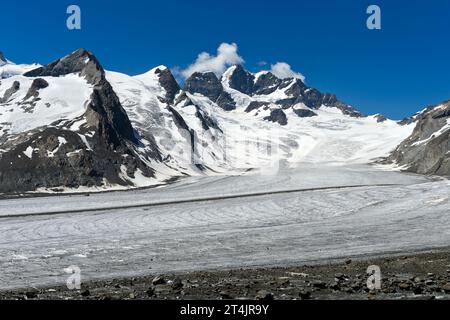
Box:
[2,0,450,119]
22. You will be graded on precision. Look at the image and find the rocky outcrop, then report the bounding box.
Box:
[184,72,236,110]
[23,78,49,101]
[0,80,20,103]
[264,109,288,126]
[215,91,236,111]
[228,65,255,95]
[245,101,270,113]
[253,72,282,95]
[293,109,318,118]
[386,100,450,176]
[184,72,223,101]
[154,67,180,103]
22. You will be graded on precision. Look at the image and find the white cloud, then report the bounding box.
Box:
[270,62,305,82]
[181,42,244,79]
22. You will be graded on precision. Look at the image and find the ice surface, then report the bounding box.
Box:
[0,164,449,290]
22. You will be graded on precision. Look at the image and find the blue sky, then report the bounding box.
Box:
[2,0,450,119]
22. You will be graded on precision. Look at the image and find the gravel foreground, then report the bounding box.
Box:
[1,250,450,300]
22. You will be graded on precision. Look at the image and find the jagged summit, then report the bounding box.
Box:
[24,48,104,85]
[226,64,255,95]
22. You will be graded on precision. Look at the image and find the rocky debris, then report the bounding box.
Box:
[386,99,450,176]
[146,287,155,297]
[264,109,288,126]
[25,291,38,299]
[80,289,90,297]
[152,275,166,286]
[219,291,233,299]
[312,280,327,289]
[256,290,274,301]
[172,277,184,290]
[2,250,450,300]
[299,290,312,300]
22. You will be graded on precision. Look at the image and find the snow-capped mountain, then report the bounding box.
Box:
[0,48,441,194]
[0,49,155,193]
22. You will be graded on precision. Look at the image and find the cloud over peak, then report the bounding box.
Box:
[181,43,244,79]
[270,62,305,82]
[178,42,305,83]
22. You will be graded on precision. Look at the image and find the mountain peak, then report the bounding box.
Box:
[224,64,255,95]
[24,48,104,84]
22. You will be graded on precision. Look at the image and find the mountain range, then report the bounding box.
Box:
[0,49,449,193]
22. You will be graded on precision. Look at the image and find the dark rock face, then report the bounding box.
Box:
[301,89,325,109]
[253,72,282,95]
[0,127,153,193]
[321,93,364,117]
[23,78,49,101]
[24,48,104,85]
[184,72,236,111]
[195,106,221,132]
[293,109,318,118]
[85,78,137,145]
[0,80,20,103]
[245,101,270,113]
[216,92,236,111]
[386,100,450,176]
[374,114,387,123]
[264,109,288,126]
[155,67,180,103]
[285,79,307,97]
[184,72,223,101]
[228,65,255,95]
